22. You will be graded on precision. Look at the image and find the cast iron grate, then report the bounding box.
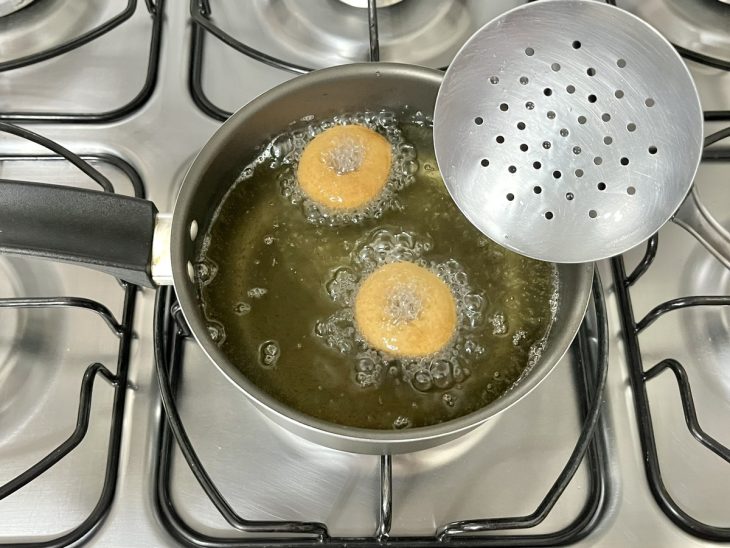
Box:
[0,0,164,124]
[188,0,730,123]
[152,271,610,546]
[0,123,144,546]
[611,125,730,542]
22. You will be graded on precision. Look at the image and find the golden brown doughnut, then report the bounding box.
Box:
[297,124,392,210]
[354,261,457,357]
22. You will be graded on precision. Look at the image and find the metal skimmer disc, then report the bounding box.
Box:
[434,0,703,263]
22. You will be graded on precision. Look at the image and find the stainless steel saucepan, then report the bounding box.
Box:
[0,64,593,454]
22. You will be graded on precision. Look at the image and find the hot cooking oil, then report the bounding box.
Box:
[197,112,558,430]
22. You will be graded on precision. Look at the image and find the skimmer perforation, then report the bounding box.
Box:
[457,32,657,218]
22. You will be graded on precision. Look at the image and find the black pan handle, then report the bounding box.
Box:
[0,180,158,287]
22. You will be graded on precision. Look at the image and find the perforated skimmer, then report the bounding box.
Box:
[433,0,730,265]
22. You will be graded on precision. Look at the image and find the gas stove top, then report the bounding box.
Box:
[0,1,728,546]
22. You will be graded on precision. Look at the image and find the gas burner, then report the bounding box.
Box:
[210,0,523,69]
[683,218,730,402]
[0,0,35,18]
[621,0,730,64]
[0,259,26,418]
[0,257,63,437]
[0,260,22,378]
[0,0,97,62]
[0,1,162,123]
[256,0,469,67]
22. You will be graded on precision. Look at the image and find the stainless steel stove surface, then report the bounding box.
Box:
[0,1,729,546]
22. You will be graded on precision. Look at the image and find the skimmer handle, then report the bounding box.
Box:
[673,186,730,270]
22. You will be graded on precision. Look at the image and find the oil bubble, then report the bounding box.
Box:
[393,416,411,429]
[354,350,384,387]
[527,340,546,370]
[411,110,431,127]
[195,259,218,286]
[269,133,296,162]
[247,287,268,299]
[353,228,432,271]
[314,308,356,355]
[399,142,417,160]
[259,340,280,368]
[463,339,483,356]
[490,312,508,335]
[207,320,226,345]
[404,160,418,175]
[412,370,433,392]
[454,366,470,383]
[234,302,251,316]
[377,111,396,126]
[442,393,456,407]
[356,354,376,372]
[431,360,453,389]
[326,267,359,305]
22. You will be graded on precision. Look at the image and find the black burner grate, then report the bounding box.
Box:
[0,0,164,124]
[152,272,610,546]
[0,124,144,547]
[189,0,730,123]
[164,2,615,543]
[611,126,730,542]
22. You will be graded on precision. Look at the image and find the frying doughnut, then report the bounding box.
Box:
[297,124,392,210]
[354,261,457,357]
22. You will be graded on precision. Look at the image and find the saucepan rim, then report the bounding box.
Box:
[170,62,595,448]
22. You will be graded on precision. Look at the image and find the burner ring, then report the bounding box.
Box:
[0,0,36,18]
[0,257,63,441]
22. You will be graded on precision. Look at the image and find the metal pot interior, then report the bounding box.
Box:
[170,63,594,453]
